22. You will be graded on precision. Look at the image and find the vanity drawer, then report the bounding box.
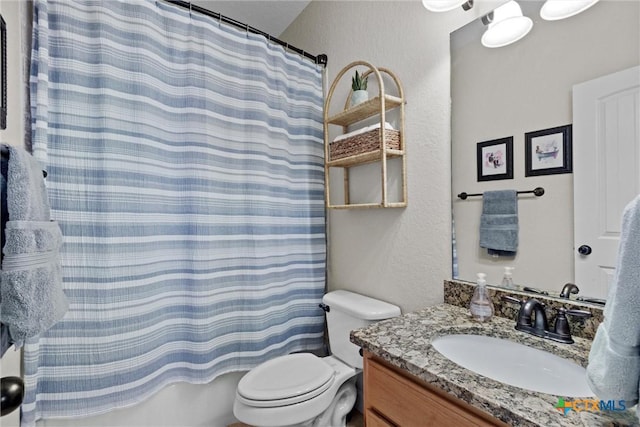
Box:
[364,352,506,427]
[365,409,396,427]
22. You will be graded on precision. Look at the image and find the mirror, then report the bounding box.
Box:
[450,0,639,297]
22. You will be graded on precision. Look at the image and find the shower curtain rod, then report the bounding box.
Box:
[165,0,328,66]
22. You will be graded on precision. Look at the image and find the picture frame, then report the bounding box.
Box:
[1,14,6,130]
[525,125,572,176]
[476,137,513,181]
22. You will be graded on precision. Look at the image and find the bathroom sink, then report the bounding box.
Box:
[431,334,594,397]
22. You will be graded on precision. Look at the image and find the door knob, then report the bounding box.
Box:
[1,376,24,416]
[578,245,592,256]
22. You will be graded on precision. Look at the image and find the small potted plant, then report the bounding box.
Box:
[350,70,369,106]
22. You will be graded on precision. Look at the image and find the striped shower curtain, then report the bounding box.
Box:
[24,1,326,424]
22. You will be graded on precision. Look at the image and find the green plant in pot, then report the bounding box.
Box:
[351,70,369,107]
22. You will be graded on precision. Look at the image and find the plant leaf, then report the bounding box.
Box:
[352,70,367,91]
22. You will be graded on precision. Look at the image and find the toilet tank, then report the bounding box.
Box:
[322,290,401,369]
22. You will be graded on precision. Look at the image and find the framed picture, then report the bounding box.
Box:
[1,14,6,130]
[476,137,513,181]
[525,125,572,176]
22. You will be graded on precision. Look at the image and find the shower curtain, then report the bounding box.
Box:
[23,1,326,424]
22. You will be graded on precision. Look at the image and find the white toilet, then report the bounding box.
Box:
[233,290,401,427]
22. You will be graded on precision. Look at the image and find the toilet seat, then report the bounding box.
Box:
[236,353,335,408]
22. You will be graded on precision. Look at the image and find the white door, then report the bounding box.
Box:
[573,66,640,299]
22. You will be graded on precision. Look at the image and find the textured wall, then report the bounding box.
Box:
[0,2,28,426]
[0,1,28,147]
[282,1,501,313]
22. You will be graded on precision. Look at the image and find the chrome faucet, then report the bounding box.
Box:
[502,296,592,344]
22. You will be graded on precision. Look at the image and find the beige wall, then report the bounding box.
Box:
[0,3,28,426]
[282,1,502,313]
[451,0,640,291]
[0,0,28,148]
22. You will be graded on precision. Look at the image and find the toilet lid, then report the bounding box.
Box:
[237,353,334,406]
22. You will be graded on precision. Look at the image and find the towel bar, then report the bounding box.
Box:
[457,187,544,200]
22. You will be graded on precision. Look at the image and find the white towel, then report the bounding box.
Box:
[586,195,640,418]
[332,122,395,142]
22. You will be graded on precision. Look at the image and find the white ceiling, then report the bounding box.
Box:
[192,1,311,37]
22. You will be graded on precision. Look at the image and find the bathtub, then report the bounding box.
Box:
[36,372,245,427]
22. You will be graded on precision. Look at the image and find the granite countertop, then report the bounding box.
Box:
[351,303,639,427]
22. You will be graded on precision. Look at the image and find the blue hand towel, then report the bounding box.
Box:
[479,190,518,256]
[586,195,640,418]
[0,145,68,348]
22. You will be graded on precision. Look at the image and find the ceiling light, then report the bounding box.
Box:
[481,1,533,48]
[422,0,474,13]
[540,0,599,21]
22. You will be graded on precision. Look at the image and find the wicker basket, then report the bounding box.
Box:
[329,128,400,161]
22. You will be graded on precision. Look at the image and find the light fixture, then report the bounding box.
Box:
[481,1,533,48]
[540,0,599,21]
[422,0,474,13]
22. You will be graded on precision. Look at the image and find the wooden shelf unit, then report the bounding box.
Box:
[324,61,407,209]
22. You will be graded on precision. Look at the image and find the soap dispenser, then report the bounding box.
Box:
[470,273,494,322]
[501,267,515,289]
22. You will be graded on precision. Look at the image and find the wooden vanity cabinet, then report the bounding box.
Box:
[363,352,508,427]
